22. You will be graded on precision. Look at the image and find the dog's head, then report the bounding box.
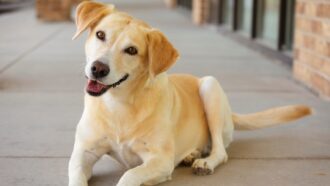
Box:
[73,1,179,96]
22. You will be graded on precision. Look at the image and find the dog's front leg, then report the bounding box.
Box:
[68,140,106,186]
[117,155,174,186]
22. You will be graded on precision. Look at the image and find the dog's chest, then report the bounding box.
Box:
[107,140,143,168]
[98,95,154,168]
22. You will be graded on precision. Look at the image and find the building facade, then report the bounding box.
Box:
[169,0,330,99]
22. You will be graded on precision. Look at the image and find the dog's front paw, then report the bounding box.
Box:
[192,159,214,176]
[192,153,228,176]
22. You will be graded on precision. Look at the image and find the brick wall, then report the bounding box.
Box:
[192,0,210,25]
[294,0,330,98]
[165,0,177,8]
[36,0,72,21]
[166,0,210,25]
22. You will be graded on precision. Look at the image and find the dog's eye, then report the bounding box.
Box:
[96,31,106,41]
[124,46,138,55]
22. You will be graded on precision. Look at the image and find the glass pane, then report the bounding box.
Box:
[222,0,234,27]
[237,0,253,34]
[283,0,295,51]
[257,0,280,46]
[177,0,192,9]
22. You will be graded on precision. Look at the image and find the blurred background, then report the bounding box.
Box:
[0,0,329,186]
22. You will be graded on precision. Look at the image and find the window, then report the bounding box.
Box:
[282,0,295,51]
[185,0,296,61]
[181,0,296,52]
[236,0,253,35]
[256,0,280,48]
[177,0,192,10]
[221,0,235,29]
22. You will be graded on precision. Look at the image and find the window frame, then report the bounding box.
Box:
[216,0,295,64]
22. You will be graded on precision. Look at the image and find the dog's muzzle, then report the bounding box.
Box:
[86,74,129,96]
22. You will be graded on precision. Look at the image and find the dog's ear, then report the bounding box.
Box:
[147,30,179,77]
[72,1,115,40]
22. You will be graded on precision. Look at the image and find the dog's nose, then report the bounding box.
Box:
[91,61,110,79]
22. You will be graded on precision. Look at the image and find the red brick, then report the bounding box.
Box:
[296,17,325,36]
[293,62,312,85]
[302,34,316,50]
[165,0,177,8]
[310,72,330,97]
[296,49,330,77]
[310,20,323,34]
[294,31,304,47]
[36,0,71,21]
[294,62,330,97]
[295,17,308,31]
[295,1,305,15]
[315,39,330,58]
[304,1,317,17]
[296,33,330,58]
[192,0,209,25]
[294,48,300,59]
[316,3,330,19]
[323,22,330,39]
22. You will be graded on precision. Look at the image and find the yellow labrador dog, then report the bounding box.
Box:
[68,1,311,186]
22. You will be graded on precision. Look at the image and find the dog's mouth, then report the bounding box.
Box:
[86,74,129,96]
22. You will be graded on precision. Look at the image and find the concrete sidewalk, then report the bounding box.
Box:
[0,0,329,185]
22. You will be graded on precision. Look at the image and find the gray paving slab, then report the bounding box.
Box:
[5,156,325,186]
[212,75,307,93]
[0,57,86,92]
[0,158,69,186]
[168,159,330,186]
[0,8,67,71]
[89,157,330,186]
[171,57,291,77]
[1,157,329,186]
[0,92,81,156]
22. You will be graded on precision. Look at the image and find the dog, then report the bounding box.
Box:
[68,1,312,186]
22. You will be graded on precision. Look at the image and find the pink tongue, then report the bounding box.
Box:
[86,80,107,93]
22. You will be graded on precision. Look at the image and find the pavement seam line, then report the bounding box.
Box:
[0,155,70,159]
[230,157,330,160]
[0,26,65,74]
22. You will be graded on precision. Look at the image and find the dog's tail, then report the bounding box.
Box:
[232,105,312,130]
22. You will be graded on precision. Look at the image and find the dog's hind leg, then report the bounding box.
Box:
[192,76,234,175]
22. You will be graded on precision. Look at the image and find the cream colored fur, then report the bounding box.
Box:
[68,2,312,186]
